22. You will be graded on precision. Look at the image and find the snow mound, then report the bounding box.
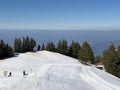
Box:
[0,50,120,90]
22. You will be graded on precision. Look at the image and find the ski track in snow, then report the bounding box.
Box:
[0,51,120,90]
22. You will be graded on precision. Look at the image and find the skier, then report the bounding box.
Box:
[8,72,12,77]
[23,70,28,76]
[23,70,26,76]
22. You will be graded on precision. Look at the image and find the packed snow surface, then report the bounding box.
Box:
[0,51,120,90]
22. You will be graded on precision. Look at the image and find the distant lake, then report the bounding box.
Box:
[0,30,120,56]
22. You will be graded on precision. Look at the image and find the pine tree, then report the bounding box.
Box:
[0,40,13,59]
[25,36,30,51]
[78,48,85,63]
[69,41,81,58]
[95,55,103,64]
[0,40,5,58]
[78,41,94,64]
[22,37,26,52]
[103,44,120,77]
[22,36,36,52]
[14,38,22,52]
[46,41,55,52]
[37,44,41,51]
[116,45,120,77]
[5,44,13,57]
[30,38,36,51]
[57,39,69,55]
[117,45,120,58]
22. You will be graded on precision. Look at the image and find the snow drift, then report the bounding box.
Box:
[0,51,120,90]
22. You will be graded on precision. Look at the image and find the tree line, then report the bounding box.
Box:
[14,36,36,53]
[0,36,36,59]
[36,39,94,64]
[0,36,95,65]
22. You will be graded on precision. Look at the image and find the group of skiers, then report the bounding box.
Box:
[7,70,28,77]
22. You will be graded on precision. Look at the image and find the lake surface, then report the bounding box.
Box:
[0,30,120,56]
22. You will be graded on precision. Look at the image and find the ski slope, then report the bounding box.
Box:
[0,51,120,90]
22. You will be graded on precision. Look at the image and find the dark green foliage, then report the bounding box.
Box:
[117,45,120,77]
[103,44,120,78]
[14,36,36,53]
[95,55,103,64]
[46,41,55,52]
[30,38,36,51]
[0,40,5,58]
[0,40,13,59]
[57,39,69,55]
[117,45,120,58]
[22,36,30,52]
[78,41,94,64]
[78,47,85,63]
[69,41,81,58]
[14,38,22,52]
[37,44,41,51]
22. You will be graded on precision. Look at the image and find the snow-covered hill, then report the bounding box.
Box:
[0,51,120,90]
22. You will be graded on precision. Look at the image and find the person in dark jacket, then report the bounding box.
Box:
[23,70,28,76]
[23,70,26,76]
[8,72,12,77]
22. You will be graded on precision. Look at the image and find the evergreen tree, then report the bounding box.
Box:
[14,38,22,52]
[25,36,30,51]
[78,47,85,63]
[117,45,120,77]
[117,45,120,58]
[4,44,14,57]
[94,55,103,64]
[0,40,5,58]
[21,36,36,52]
[0,40,13,59]
[115,45,120,77]
[57,39,69,55]
[78,41,94,64]
[22,37,26,52]
[46,41,55,52]
[69,41,81,58]
[30,38,36,51]
[103,44,120,77]
[37,44,41,51]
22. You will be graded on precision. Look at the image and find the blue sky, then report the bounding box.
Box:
[0,0,120,30]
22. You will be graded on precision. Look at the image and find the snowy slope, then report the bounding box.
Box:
[0,51,120,90]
